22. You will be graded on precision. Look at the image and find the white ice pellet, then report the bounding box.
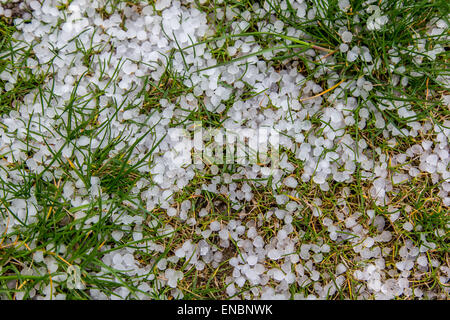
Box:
[341,31,353,43]
[417,255,428,267]
[267,249,281,260]
[284,176,298,188]
[403,222,414,232]
[210,221,221,231]
[347,50,358,62]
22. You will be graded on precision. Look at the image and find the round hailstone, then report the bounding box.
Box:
[274,20,284,31]
[339,43,349,53]
[341,31,353,43]
[123,253,134,266]
[33,251,44,263]
[338,0,351,11]
[122,110,134,120]
[209,221,221,231]
[408,167,420,177]
[310,270,320,281]
[227,46,237,56]
[112,230,124,241]
[210,165,219,175]
[329,108,342,122]
[3,9,12,18]
[175,248,185,258]
[273,269,285,281]
[78,136,90,147]
[284,176,298,188]
[403,221,413,232]
[247,227,257,239]
[347,50,358,62]
[228,64,239,75]
[122,60,137,75]
[277,229,287,241]
[167,207,177,217]
[112,253,123,265]
[226,284,236,296]
[157,258,167,270]
[422,140,433,151]
[425,154,438,166]
[247,255,258,266]
[260,166,272,176]
[196,261,205,271]
[274,209,286,219]
[392,173,408,185]
[417,255,428,267]
[218,229,229,240]
[29,0,41,11]
[234,276,245,287]
[312,173,327,184]
[336,263,347,275]
[379,231,392,242]
[246,269,259,281]
[268,249,281,260]
[136,30,147,41]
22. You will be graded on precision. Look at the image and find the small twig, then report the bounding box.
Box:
[300,79,345,102]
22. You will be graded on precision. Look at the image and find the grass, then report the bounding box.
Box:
[0,16,44,116]
[0,0,448,300]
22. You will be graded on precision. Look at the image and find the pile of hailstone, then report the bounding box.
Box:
[0,0,448,300]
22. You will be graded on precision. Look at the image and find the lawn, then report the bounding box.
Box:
[0,0,448,300]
